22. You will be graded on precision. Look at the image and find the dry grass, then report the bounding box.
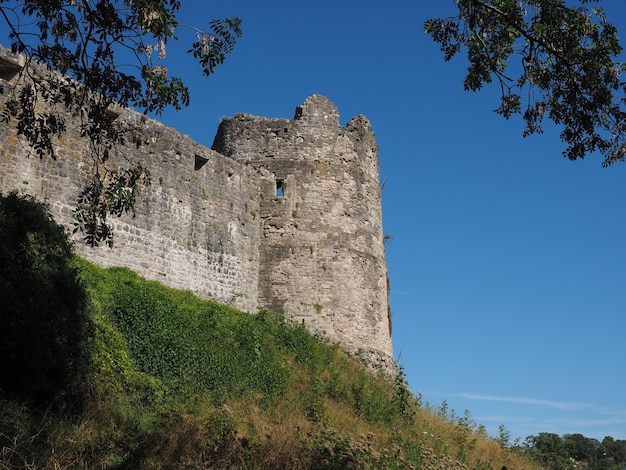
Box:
[0,368,539,470]
[1,260,542,469]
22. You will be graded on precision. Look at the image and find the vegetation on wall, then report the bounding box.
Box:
[0,194,538,469]
[7,193,621,469]
[2,260,541,469]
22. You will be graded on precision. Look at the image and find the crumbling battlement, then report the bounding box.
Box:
[0,47,394,367]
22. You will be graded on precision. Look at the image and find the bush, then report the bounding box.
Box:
[0,192,90,410]
[102,269,289,402]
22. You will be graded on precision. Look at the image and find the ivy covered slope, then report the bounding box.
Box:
[0,193,537,469]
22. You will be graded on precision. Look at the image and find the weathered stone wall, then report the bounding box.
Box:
[0,50,261,313]
[0,48,393,365]
[213,95,392,359]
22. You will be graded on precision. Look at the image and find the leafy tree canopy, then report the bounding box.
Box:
[425,0,626,166]
[0,0,241,246]
[524,432,626,470]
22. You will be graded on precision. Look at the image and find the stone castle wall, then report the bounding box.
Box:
[213,95,391,357]
[0,90,263,314]
[0,49,393,363]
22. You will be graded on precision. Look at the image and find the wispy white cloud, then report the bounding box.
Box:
[470,413,626,440]
[451,393,626,441]
[597,405,626,420]
[420,392,626,441]
[543,416,626,428]
[458,393,592,411]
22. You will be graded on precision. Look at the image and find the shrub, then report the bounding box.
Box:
[102,269,289,402]
[0,192,91,410]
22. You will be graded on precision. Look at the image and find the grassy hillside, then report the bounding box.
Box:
[0,259,538,469]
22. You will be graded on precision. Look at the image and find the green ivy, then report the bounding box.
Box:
[88,268,289,402]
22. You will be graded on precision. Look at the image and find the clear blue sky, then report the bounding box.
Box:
[154,0,626,443]
[8,0,626,443]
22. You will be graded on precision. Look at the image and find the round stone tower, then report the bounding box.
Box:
[212,95,393,364]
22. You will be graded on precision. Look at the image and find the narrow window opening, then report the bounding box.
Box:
[105,107,120,121]
[194,154,209,170]
[276,180,284,197]
[0,56,22,81]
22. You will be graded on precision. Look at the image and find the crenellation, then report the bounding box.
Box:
[0,46,394,370]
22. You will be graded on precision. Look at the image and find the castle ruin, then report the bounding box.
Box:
[0,48,394,368]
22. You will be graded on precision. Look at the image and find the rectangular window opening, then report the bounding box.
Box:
[0,56,22,81]
[105,108,121,121]
[195,154,209,170]
[276,180,284,197]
